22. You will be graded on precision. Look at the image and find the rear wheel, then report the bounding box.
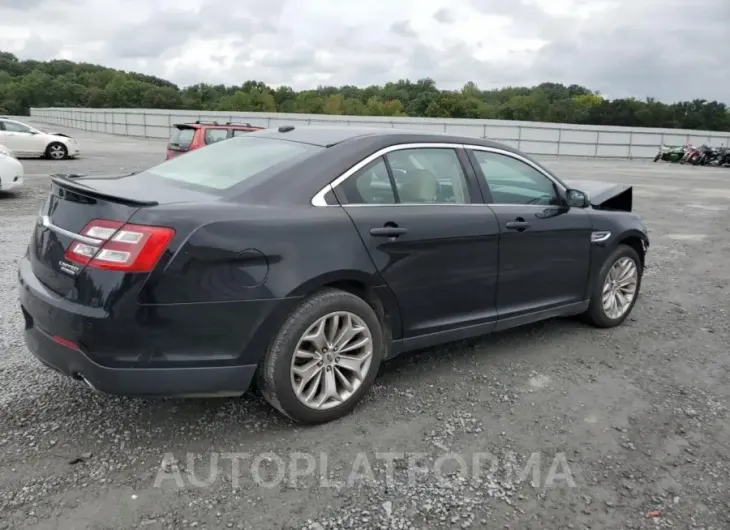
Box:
[258,288,384,424]
[45,142,67,160]
[583,244,642,328]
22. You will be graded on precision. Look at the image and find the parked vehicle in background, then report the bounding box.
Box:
[653,144,689,163]
[19,126,650,425]
[165,121,264,159]
[711,147,730,167]
[0,118,81,160]
[655,143,730,167]
[682,144,703,164]
[686,145,707,165]
[0,144,24,192]
[693,145,730,166]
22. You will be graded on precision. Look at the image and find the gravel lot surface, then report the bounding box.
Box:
[1,121,729,530]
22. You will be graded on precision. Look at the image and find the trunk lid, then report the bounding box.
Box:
[29,174,211,297]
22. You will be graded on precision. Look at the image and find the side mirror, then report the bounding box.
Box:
[566,189,589,208]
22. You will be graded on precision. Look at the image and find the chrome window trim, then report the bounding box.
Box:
[342,203,487,208]
[311,142,467,207]
[310,142,567,207]
[466,145,567,196]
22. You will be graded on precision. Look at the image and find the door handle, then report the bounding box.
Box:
[505,218,530,231]
[370,226,408,238]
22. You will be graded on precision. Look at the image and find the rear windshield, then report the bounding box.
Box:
[169,127,196,149]
[146,136,322,190]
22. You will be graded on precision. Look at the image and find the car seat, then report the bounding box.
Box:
[398,169,439,203]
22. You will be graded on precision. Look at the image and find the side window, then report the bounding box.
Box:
[339,157,396,205]
[385,148,469,204]
[3,121,32,133]
[232,129,253,137]
[204,128,230,144]
[472,150,559,206]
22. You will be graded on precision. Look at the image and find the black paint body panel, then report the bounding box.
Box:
[18,127,650,397]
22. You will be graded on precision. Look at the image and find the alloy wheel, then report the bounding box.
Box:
[601,257,638,320]
[49,145,66,159]
[290,311,374,410]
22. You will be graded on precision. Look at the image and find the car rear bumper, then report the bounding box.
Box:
[0,175,23,191]
[23,324,257,397]
[18,256,261,398]
[0,157,23,190]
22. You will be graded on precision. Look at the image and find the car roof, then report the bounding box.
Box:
[0,118,27,126]
[174,122,261,129]
[248,125,517,151]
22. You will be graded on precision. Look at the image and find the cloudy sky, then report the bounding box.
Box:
[1,0,728,103]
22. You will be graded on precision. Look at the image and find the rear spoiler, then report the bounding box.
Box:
[50,174,159,207]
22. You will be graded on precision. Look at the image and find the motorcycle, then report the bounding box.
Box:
[686,144,713,165]
[706,147,730,167]
[653,144,690,163]
[680,144,702,164]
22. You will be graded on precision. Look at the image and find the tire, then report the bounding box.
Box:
[258,288,384,424]
[583,244,643,328]
[45,142,68,160]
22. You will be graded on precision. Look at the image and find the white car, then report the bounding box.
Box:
[0,117,81,160]
[0,145,23,192]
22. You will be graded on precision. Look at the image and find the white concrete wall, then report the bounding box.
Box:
[30,107,730,159]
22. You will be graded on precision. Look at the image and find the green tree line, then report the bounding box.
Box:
[2,51,729,132]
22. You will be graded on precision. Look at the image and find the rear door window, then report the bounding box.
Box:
[385,148,470,204]
[232,129,255,137]
[146,136,323,190]
[3,120,33,133]
[340,157,396,204]
[204,128,230,145]
[169,127,196,149]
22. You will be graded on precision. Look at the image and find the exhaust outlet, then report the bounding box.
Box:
[72,372,100,393]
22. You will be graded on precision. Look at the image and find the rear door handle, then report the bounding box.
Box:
[505,220,530,231]
[370,227,408,237]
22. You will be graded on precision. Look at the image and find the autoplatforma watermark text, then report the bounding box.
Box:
[153,450,577,490]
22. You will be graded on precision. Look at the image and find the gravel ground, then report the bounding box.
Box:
[1,122,729,530]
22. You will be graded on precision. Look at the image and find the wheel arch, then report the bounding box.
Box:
[614,229,648,268]
[285,270,403,346]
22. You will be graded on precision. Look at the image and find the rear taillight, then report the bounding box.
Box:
[64,219,175,272]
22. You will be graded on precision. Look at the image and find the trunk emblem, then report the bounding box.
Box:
[58,261,81,276]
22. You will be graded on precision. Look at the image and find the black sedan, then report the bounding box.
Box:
[18,126,649,424]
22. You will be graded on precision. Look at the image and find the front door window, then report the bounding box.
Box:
[472,150,560,206]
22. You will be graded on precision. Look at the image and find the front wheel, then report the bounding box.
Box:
[45,142,68,160]
[583,244,642,328]
[258,288,384,424]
